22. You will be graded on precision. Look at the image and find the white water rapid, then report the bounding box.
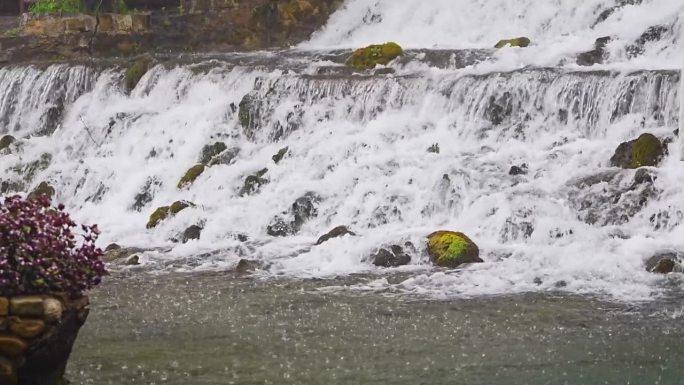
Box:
[1,0,683,301]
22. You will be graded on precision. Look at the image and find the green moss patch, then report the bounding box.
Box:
[427,231,482,268]
[177,164,205,189]
[346,42,404,70]
[494,37,531,48]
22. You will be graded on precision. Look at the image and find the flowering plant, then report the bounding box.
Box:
[0,195,106,296]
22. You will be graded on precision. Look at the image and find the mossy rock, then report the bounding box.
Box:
[170,200,194,214]
[426,231,482,268]
[610,133,664,169]
[346,42,404,70]
[124,59,151,92]
[146,201,194,229]
[199,142,227,165]
[272,147,288,164]
[178,164,206,189]
[631,133,664,168]
[28,182,55,201]
[0,135,15,152]
[494,37,531,48]
[146,206,170,229]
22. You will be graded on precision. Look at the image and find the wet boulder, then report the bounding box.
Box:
[182,225,203,243]
[610,133,664,169]
[576,36,611,66]
[345,42,404,70]
[371,244,412,268]
[494,37,531,48]
[103,244,146,263]
[272,146,288,164]
[235,259,263,273]
[177,164,205,189]
[0,135,15,152]
[146,201,193,229]
[131,177,162,212]
[509,164,528,176]
[208,147,240,167]
[315,225,356,245]
[645,252,683,274]
[426,231,482,268]
[626,25,669,58]
[238,94,258,138]
[266,193,320,236]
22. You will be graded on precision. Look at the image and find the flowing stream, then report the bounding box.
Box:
[1,0,684,382]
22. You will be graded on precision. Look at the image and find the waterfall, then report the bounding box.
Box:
[1,0,683,301]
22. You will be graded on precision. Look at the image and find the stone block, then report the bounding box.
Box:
[131,14,150,32]
[0,298,8,316]
[9,297,44,317]
[98,14,115,33]
[9,317,45,339]
[0,336,27,357]
[43,298,63,324]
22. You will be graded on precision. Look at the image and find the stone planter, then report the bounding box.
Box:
[0,294,89,385]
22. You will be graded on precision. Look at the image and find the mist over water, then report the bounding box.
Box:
[1,0,683,302]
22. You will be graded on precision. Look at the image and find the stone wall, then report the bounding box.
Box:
[21,13,151,37]
[0,294,89,385]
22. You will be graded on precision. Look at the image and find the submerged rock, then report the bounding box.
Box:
[610,133,664,169]
[494,37,531,48]
[316,225,356,245]
[371,244,412,268]
[235,259,262,273]
[345,42,404,70]
[645,252,682,274]
[208,146,240,167]
[131,177,162,212]
[266,193,320,236]
[178,164,206,189]
[508,164,528,176]
[238,94,258,138]
[427,143,440,154]
[426,231,482,268]
[103,245,146,263]
[182,225,203,243]
[626,25,670,58]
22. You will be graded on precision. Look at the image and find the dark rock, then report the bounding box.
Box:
[427,143,440,154]
[272,146,288,164]
[508,164,527,176]
[627,25,669,58]
[125,255,140,266]
[483,92,513,126]
[266,216,291,237]
[576,36,611,66]
[182,225,202,243]
[239,168,268,196]
[104,243,121,252]
[371,245,411,267]
[37,101,64,137]
[238,94,258,139]
[316,225,356,245]
[199,142,227,165]
[292,193,318,229]
[645,252,682,274]
[0,135,15,152]
[610,133,664,169]
[124,58,150,92]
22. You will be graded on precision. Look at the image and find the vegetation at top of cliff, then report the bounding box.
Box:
[30,0,84,14]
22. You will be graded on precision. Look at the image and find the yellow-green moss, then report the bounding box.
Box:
[146,206,170,229]
[124,59,150,92]
[169,200,192,214]
[494,37,531,48]
[426,231,481,268]
[631,133,663,168]
[345,42,404,70]
[177,164,206,189]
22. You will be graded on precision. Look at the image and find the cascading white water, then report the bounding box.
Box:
[1,0,683,301]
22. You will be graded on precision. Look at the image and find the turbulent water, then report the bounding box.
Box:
[1,0,684,302]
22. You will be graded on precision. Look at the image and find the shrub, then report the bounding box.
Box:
[0,195,106,297]
[30,0,84,14]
